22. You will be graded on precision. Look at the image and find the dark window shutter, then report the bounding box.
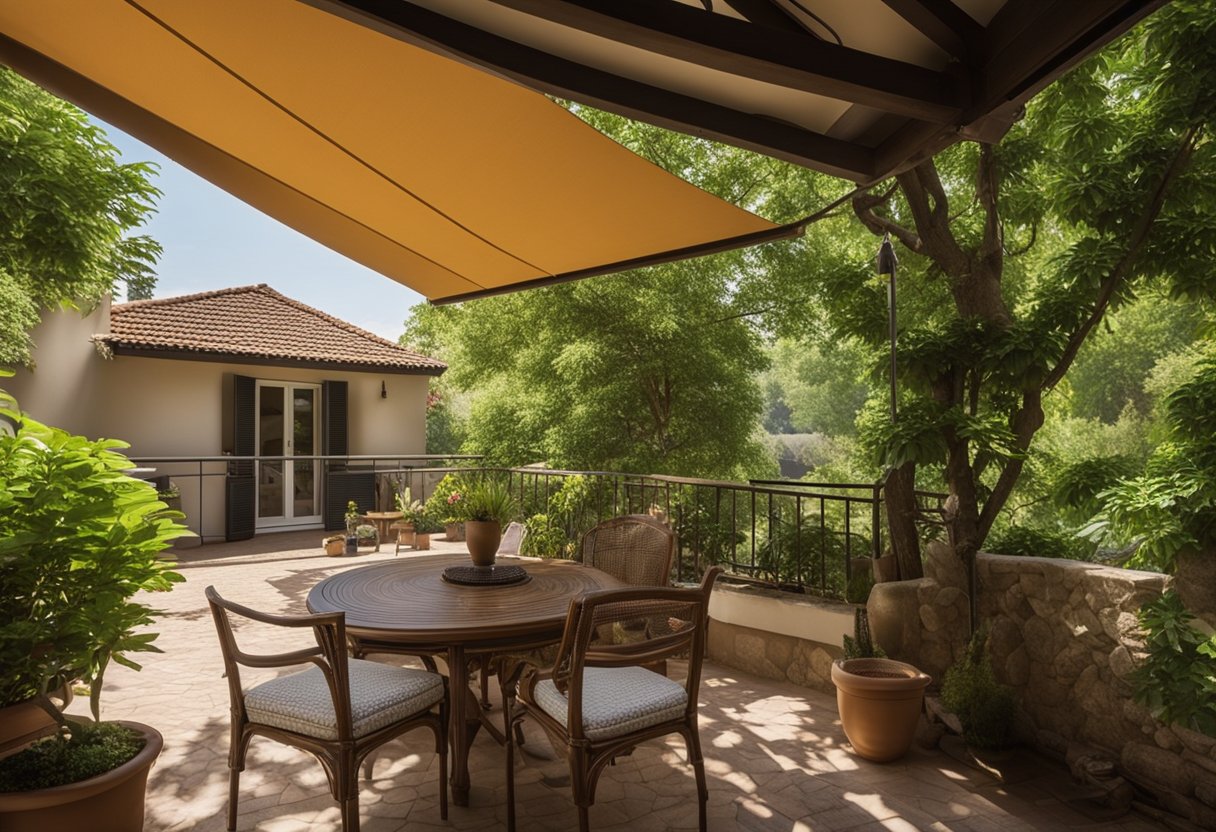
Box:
[226,374,256,541]
[322,380,358,530]
[322,380,348,456]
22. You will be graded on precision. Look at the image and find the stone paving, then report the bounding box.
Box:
[79,531,1169,832]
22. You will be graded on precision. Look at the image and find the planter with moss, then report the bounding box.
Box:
[0,721,163,832]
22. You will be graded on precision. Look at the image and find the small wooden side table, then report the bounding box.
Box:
[361,511,403,553]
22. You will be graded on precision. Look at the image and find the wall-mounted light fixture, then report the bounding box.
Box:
[380,380,387,399]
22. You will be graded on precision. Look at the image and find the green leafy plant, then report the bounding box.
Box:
[0,390,187,790]
[344,500,360,531]
[941,627,1016,749]
[842,607,885,660]
[0,721,144,792]
[413,515,445,536]
[1131,590,1216,736]
[986,524,1095,561]
[355,524,377,543]
[423,472,473,524]
[395,486,424,524]
[462,477,517,525]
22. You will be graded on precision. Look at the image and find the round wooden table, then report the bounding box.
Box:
[307,553,625,805]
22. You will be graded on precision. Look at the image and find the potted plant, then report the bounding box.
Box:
[394,486,423,548]
[344,500,361,554]
[423,473,469,540]
[461,478,517,567]
[355,523,379,550]
[0,393,187,830]
[412,516,444,551]
[322,534,345,556]
[831,608,931,762]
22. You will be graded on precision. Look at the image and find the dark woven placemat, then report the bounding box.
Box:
[441,564,531,586]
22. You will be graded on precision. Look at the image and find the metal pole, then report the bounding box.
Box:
[877,233,898,422]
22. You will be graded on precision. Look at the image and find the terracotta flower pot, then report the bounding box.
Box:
[465,520,501,567]
[0,720,163,832]
[0,699,58,757]
[831,658,931,762]
[444,522,465,542]
[414,533,432,551]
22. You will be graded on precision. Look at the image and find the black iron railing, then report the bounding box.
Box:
[131,456,934,602]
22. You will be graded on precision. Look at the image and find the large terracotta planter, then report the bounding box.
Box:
[465,520,501,567]
[0,720,163,832]
[0,699,58,757]
[831,658,930,762]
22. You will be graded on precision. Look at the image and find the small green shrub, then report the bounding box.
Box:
[1131,590,1216,736]
[0,721,144,792]
[986,524,1095,561]
[842,607,885,659]
[941,627,1016,749]
[423,472,473,523]
[521,513,570,558]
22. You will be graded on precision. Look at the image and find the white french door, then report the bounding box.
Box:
[255,381,322,529]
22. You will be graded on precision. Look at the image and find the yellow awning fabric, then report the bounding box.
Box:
[0,0,791,303]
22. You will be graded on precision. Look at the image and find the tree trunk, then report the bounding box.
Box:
[884,462,922,580]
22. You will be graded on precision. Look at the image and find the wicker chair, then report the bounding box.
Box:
[505,567,723,832]
[205,586,448,832]
[578,514,676,587]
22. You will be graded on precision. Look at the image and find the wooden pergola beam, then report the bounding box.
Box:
[486,0,968,123]
[307,0,877,180]
[876,0,984,62]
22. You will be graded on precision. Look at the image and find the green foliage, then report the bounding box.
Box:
[985,524,1095,561]
[0,69,161,366]
[1131,591,1216,736]
[423,472,473,523]
[0,721,144,792]
[413,516,445,535]
[1089,347,1216,570]
[1068,295,1202,422]
[842,607,885,660]
[0,393,187,719]
[461,477,517,524]
[941,628,1016,749]
[395,486,424,524]
[520,475,594,558]
[766,338,871,437]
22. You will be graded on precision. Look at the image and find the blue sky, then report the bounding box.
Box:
[97,119,425,342]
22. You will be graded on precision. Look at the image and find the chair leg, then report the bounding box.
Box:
[340,796,360,832]
[226,766,240,832]
[505,703,517,832]
[437,709,449,821]
[685,726,709,832]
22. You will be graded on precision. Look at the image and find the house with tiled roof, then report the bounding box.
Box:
[7,285,445,542]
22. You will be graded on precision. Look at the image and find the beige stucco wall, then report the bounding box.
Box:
[5,305,432,541]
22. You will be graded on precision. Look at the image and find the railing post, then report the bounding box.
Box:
[871,481,882,560]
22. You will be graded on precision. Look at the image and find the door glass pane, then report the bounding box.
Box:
[258,386,284,519]
[293,388,318,517]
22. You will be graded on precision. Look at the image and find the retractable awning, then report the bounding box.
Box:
[0,0,792,304]
[0,0,1166,303]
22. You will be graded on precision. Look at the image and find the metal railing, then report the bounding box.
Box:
[131,456,936,602]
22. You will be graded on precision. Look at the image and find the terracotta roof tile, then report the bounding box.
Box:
[97,285,445,375]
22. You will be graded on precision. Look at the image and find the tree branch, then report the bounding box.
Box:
[977,387,1044,540]
[977,143,1003,269]
[851,185,921,252]
[1042,124,1202,391]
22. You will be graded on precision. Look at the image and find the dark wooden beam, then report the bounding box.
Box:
[876,0,984,62]
[486,0,967,122]
[712,0,812,36]
[978,0,1169,118]
[305,0,876,180]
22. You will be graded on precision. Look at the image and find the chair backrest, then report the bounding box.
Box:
[497,521,527,556]
[205,586,355,741]
[578,514,675,587]
[550,567,723,741]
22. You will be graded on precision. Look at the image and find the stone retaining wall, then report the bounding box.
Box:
[979,554,1216,829]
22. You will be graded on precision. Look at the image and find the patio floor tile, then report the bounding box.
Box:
[73,531,1169,832]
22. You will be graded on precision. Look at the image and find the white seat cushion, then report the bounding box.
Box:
[245,659,443,741]
[532,666,687,741]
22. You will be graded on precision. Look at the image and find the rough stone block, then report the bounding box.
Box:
[1023,616,1056,664]
[1122,742,1195,796]
[1004,645,1030,687]
[868,578,925,660]
[1155,728,1183,753]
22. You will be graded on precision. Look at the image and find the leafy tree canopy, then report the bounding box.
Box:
[0,68,161,366]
